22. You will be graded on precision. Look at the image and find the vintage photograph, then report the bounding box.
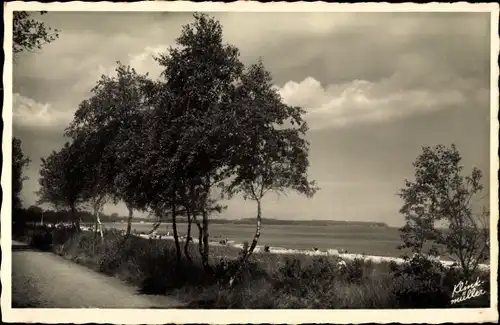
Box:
[2,1,498,324]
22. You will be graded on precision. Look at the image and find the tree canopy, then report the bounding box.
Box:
[398,144,489,279]
[37,141,87,227]
[38,13,318,275]
[13,11,59,54]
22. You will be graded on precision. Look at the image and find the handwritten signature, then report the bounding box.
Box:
[450,277,487,304]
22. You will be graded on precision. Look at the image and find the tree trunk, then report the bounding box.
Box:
[93,202,104,239]
[184,182,197,262]
[201,201,212,274]
[229,199,262,286]
[201,178,213,274]
[172,186,182,265]
[70,204,80,231]
[195,217,204,260]
[95,210,104,239]
[125,204,133,236]
[248,199,262,256]
[93,216,98,239]
[148,216,162,235]
[184,212,193,262]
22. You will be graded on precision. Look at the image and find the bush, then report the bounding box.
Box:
[98,233,127,275]
[39,228,490,309]
[130,239,198,293]
[30,226,53,251]
[390,254,450,308]
[213,256,268,288]
[52,225,79,246]
[272,256,336,300]
[339,258,367,284]
[95,232,211,294]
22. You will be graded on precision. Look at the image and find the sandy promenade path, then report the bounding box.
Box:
[11,240,185,308]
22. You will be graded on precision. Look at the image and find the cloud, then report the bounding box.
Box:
[11,11,491,225]
[127,44,169,78]
[278,76,470,130]
[13,93,74,129]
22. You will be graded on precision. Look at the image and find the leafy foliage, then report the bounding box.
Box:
[12,137,31,211]
[226,60,318,200]
[13,11,60,54]
[17,13,491,309]
[30,225,54,251]
[218,61,319,281]
[398,144,489,279]
[65,63,154,234]
[389,254,451,308]
[38,12,317,275]
[37,141,87,226]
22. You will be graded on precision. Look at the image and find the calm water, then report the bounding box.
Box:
[104,222,405,257]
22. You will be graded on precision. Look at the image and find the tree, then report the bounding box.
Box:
[27,205,43,215]
[13,11,60,54]
[37,142,87,229]
[65,62,153,237]
[151,12,244,271]
[151,14,318,274]
[12,137,31,211]
[110,212,119,221]
[72,135,113,239]
[223,61,318,284]
[398,144,490,280]
[177,179,227,262]
[12,11,58,215]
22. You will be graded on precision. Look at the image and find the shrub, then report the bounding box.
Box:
[390,254,450,308]
[52,224,78,246]
[190,279,277,309]
[136,243,179,294]
[30,226,53,251]
[338,258,367,284]
[97,233,211,294]
[98,232,128,275]
[214,256,268,288]
[272,256,337,299]
[36,227,490,309]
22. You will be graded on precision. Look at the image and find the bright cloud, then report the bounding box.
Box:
[278,76,470,130]
[128,45,169,78]
[13,93,73,129]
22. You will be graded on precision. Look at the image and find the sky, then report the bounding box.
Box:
[12,11,492,227]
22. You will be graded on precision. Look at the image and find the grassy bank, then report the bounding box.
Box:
[15,225,491,309]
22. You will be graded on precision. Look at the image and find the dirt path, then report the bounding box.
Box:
[11,240,185,308]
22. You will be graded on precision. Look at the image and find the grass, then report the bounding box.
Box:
[13,224,491,309]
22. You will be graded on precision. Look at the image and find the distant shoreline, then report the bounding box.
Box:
[111,219,391,228]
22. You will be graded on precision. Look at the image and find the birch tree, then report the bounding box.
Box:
[224,61,318,284]
[65,62,152,237]
[398,144,490,280]
[153,12,244,272]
